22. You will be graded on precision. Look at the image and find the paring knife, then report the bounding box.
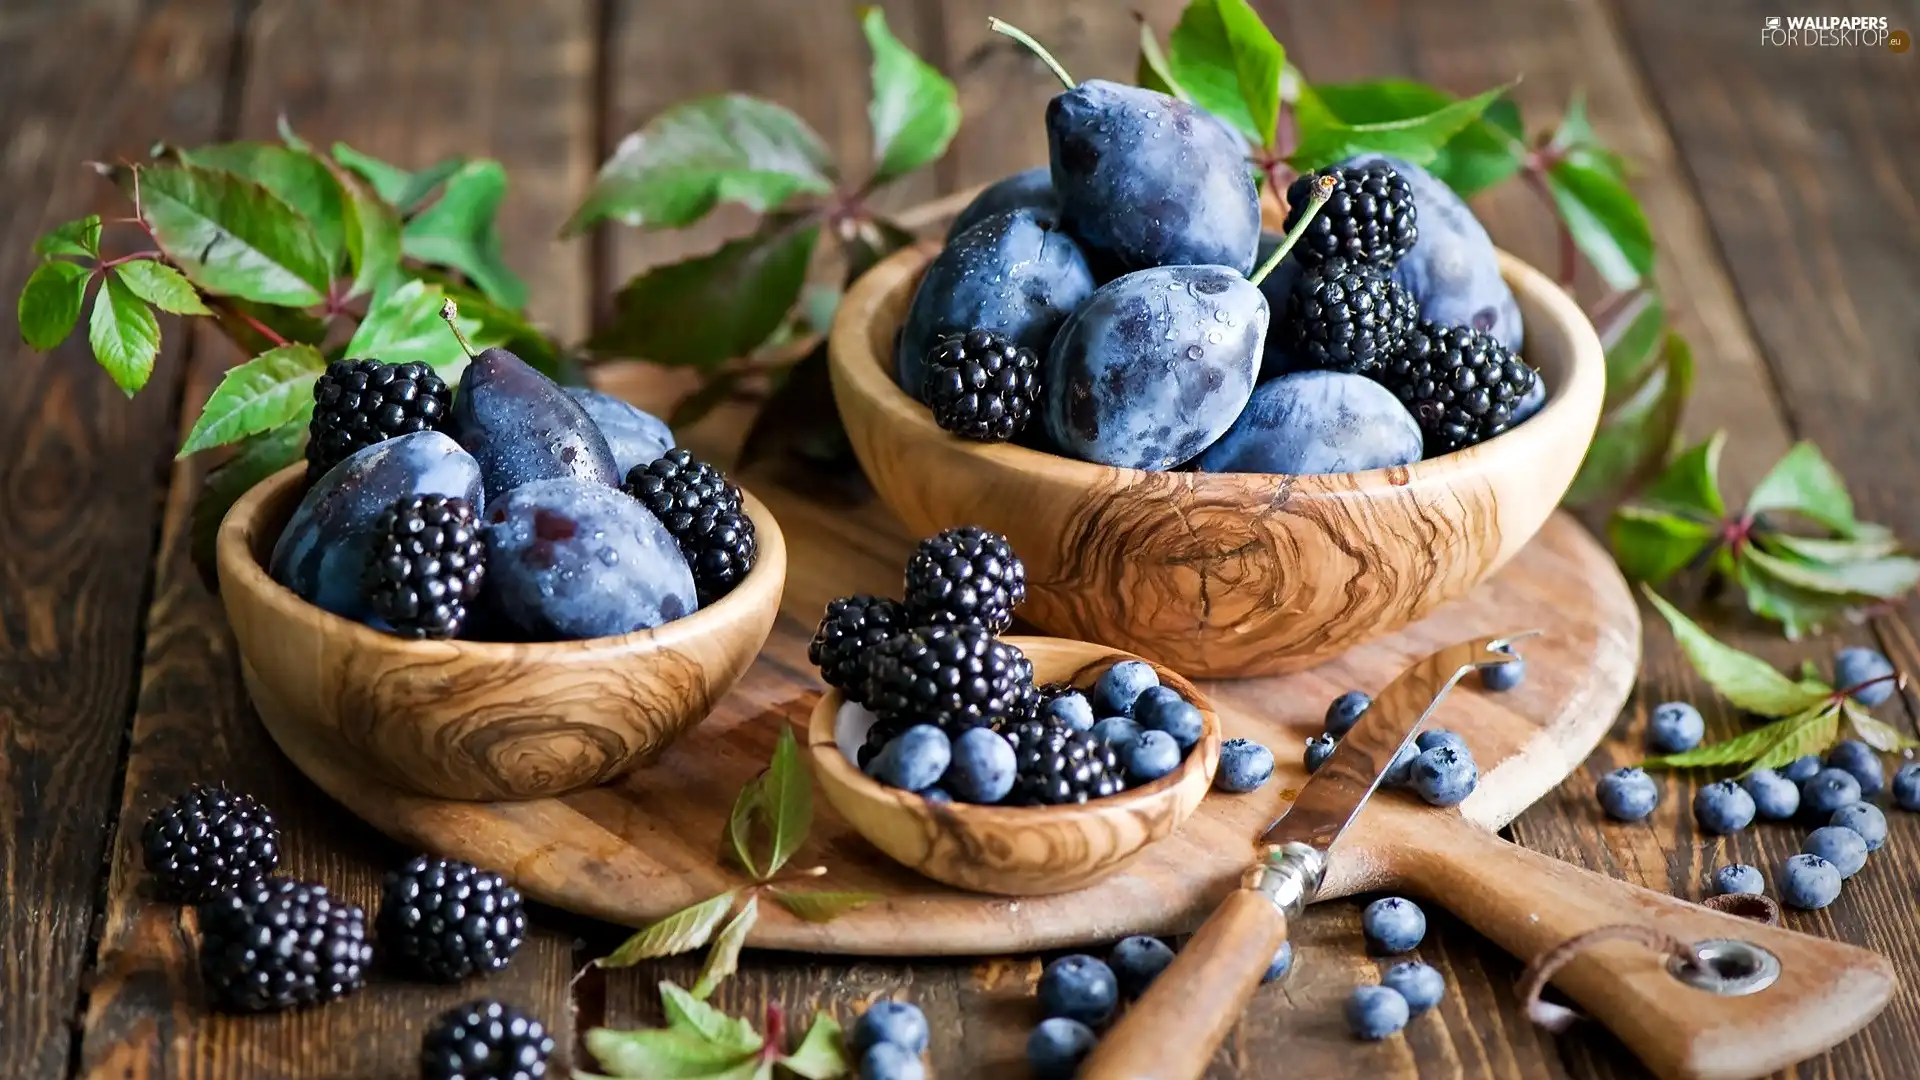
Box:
[1080,633,1531,1080]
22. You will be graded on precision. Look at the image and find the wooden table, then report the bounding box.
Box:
[3,1,1915,1076]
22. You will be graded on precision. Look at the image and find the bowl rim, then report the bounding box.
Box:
[805,636,1222,825]
[828,242,1604,489]
[217,462,789,661]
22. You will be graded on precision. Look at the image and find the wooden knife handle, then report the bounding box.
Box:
[1079,887,1289,1080]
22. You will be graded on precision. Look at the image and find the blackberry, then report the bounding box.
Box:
[197,877,372,1012]
[624,449,757,603]
[1377,322,1538,454]
[808,595,911,703]
[141,785,280,902]
[866,625,1031,735]
[306,359,449,482]
[923,329,1042,441]
[378,856,527,983]
[1282,258,1417,375]
[1282,163,1418,268]
[904,526,1027,633]
[1000,715,1125,805]
[364,494,486,638]
[420,999,554,1080]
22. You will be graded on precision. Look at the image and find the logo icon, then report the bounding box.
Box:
[1766,16,1781,29]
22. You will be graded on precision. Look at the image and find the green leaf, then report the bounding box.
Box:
[1639,429,1727,519]
[1564,331,1694,506]
[1549,94,1629,182]
[331,143,466,215]
[1642,585,1829,716]
[1135,17,1190,102]
[1600,289,1665,403]
[1745,441,1858,534]
[760,725,812,876]
[409,271,566,380]
[584,1027,757,1080]
[18,259,91,349]
[190,422,305,580]
[1800,659,1823,683]
[565,94,835,235]
[1544,155,1654,290]
[1842,700,1918,751]
[590,221,818,371]
[1743,546,1920,601]
[130,164,331,306]
[860,7,959,184]
[177,343,329,456]
[116,260,211,316]
[692,894,758,999]
[1607,505,1716,584]
[1748,705,1844,771]
[337,167,403,299]
[1290,83,1510,173]
[1761,532,1906,564]
[403,160,527,310]
[35,215,102,259]
[1165,0,1284,147]
[275,113,311,152]
[780,1013,850,1080]
[1428,98,1527,197]
[1640,705,1829,771]
[770,889,881,923]
[1735,556,1841,641]
[597,890,739,968]
[345,278,476,377]
[179,142,348,271]
[659,981,763,1055]
[728,776,762,879]
[88,271,161,396]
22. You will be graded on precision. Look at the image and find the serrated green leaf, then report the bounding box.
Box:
[1642,585,1829,716]
[331,143,465,215]
[1749,705,1843,771]
[116,260,210,316]
[1599,288,1665,403]
[1734,554,1839,640]
[1745,441,1858,534]
[660,981,764,1055]
[18,259,90,349]
[1291,82,1510,173]
[597,890,739,968]
[1842,699,1917,749]
[1544,155,1653,290]
[860,7,959,184]
[1641,706,1816,770]
[1166,0,1283,147]
[566,94,835,235]
[1550,95,1629,183]
[1564,331,1693,506]
[729,776,763,879]
[407,271,564,380]
[35,215,102,259]
[1608,505,1716,584]
[780,1014,850,1080]
[761,725,812,876]
[178,343,328,456]
[179,142,348,271]
[590,221,818,371]
[337,167,402,299]
[1744,546,1920,601]
[191,421,305,582]
[692,895,758,999]
[584,1026,757,1080]
[1427,97,1527,197]
[1639,429,1727,519]
[344,278,478,378]
[89,271,161,396]
[130,164,331,306]
[1135,17,1190,102]
[403,160,527,310]
[1761,532,1906,564]
[770,889,880,923]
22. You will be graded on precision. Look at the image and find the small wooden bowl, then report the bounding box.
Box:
[828,246,1605,677]
[217,464,787,801]
[806,637,1221,896]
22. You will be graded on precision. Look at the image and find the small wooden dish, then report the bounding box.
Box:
[828,246,1606,678]
[806,637,1221,896]
[217,464,787,802]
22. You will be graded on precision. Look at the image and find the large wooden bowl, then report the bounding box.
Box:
[829,246,1605,677]
[217,465,787,801]
[807,637,1221,895]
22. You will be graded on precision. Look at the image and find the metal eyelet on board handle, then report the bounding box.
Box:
[1669,939,1782,996]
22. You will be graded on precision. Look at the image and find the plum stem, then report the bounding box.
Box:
[989,18,1075,89]
[1249,173,1335,287]
[438,298,476,359]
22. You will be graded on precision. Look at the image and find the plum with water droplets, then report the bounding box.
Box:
[564,387,675,477]
[945,166,1056,243]
[446,347,620,497]
[1198,370,1423,475]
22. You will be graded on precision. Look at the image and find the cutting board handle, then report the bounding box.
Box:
[1398,816,1895,1080]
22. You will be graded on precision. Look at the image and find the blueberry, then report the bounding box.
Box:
[1091,660,1160,717]
[1345,985,1410,1040]
[1741,768,1801,821]
[1215,739,1275,794]
[1134,687,1203,749]
[922,787,952,806]
[1043,265,1267,470]
[1479,653,1526,692]
[1830,802,1888,851]
[1090,716,1144,755]
[867,725,952,793]
[1195,371,1421,475]
[1125,730,1182,783]
[895,208,1096,400]
[1893,762,1920,811]
[1324,691,1371,737]
[1595,767,1659,822]
[1804,825,1869,879]
[1646,702,1705,754]
[1026,1018,1097,1080]
[1711,863,1765,896]
[1691,779,1756,835]
[1381,743,1420,788]
[1801,767,1864,817]
[850,1000,930,1055]
[563,387,674,478]
[1381,961,1445,1016]
[1778,853,1843,910]
[1043,690,1096,732]
[1262,940,1294,984]
[1834,647,1897,706]
[1362,897,1426,954]
[269,431,484,622]
[1410,746,1477,807]
[1510,372,1547,426]
[1049,80,1261,275]
[1782,754,1823,783]
[946,166,1057,242]
[1038,955,1119,1027]
[1825,739,1884,799]
[860,1042,925,1080]
[447,347,620,496]
[1416,729,1468,754]
[1303,733,1337,774]
[481,478,698,639]
[1109,935,1176,999]
[941,727,1016,803]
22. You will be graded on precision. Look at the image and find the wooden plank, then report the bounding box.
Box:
[0,2,235,1077]
[73,0,596,1074]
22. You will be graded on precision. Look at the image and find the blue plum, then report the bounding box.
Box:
[1197,370,1423,475]
[1043,265,1267,469]
[1511,369,1547,425]
[269,431,484,622]
[945,167,1056,243]
[564,387,674,478]
[482,478,697,640]
[447,347,620,497]
[1049,80,1261,275]
[895,209,1096,400]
